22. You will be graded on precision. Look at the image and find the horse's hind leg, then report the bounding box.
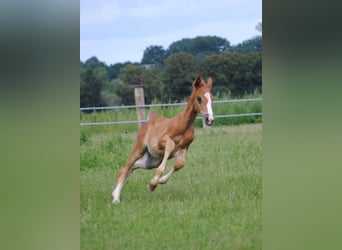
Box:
[112,142,145,203]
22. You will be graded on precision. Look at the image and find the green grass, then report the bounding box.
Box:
[81,124,262,249]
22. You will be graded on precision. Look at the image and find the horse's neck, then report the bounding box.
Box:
[175,100,197,131]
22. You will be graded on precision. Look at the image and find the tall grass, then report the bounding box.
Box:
[80,124,262,249]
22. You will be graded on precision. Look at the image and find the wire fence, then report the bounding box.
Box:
[80,98,262,111]
[80,98,262,126]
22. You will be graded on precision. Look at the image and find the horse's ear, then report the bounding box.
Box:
[207,77,213,89]
[193,76,202,89]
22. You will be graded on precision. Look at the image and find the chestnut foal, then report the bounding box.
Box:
[112,76,214,203]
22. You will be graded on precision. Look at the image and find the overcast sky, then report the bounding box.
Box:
[80,0,262,65]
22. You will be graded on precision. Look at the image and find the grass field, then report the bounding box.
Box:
[80,123,262,249]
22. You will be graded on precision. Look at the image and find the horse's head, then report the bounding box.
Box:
[191,76,214,126]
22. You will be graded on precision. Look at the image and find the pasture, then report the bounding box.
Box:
[81,123,262,249]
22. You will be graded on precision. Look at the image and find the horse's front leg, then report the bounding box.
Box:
[159,148,187,184]
[149,136,175,191]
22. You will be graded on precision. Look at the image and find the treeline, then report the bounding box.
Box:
[80,35,262,107]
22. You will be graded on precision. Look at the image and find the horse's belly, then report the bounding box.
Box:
[133,151,162,169]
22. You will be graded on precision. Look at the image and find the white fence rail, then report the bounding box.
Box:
[80,98,262,126]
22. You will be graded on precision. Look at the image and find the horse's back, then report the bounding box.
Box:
[136,111,168,139]
[148,110,159,120]
[147,110,169,125]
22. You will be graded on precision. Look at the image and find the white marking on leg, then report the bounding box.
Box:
[112,181,124,203]
[204,92,214,121]
[159,168,174,184]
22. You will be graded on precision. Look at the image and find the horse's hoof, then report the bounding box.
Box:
[148,183,157,192]
[112,199,120,204]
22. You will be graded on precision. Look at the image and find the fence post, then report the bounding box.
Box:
[134,85,146,127]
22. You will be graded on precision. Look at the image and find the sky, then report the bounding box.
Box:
[80,0,262,65]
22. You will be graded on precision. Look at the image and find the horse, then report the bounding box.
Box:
[112,76,214,203]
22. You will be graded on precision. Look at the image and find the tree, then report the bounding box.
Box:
[84,56,107,69]
[139,67,163,104]
[232,36,262,53]
[107,62,138,81]
[107,63,125,80]
[80,34,262,104]
[166,36,231,62]
[80,68,105,107]
[161,52,198,101]
[200,52,262,96]
[141,45,166,66]
[114,64,145,105]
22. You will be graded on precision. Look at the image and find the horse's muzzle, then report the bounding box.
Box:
[203,114,214,126]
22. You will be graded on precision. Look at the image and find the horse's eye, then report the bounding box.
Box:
[196,96,202,104]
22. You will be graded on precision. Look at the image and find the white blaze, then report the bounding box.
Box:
[204,92,214,121]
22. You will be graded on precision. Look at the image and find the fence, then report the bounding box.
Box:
[80,98,262,126]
